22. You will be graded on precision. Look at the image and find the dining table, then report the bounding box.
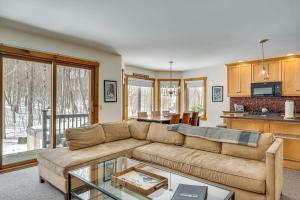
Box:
[132,115,173,124]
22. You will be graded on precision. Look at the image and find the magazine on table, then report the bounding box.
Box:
[171,184,208,200]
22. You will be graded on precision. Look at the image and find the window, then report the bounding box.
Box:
[2,57,52,165]
[158,79,181,113]
[0,45,99,170]
[125,76,154,118]
[184,78,207,120]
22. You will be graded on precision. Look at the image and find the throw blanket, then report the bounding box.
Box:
[168,124,260,147]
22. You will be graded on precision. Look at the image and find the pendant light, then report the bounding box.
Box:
[259,39,269,78]
[162,61,179,97]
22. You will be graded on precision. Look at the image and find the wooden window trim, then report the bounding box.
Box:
[0,45,99,171]
[0,44,98,67]
[123,74,155,120]
[184,77,207,120]
[157,78,181,114]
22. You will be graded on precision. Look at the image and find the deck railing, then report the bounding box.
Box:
[42,110,89,148]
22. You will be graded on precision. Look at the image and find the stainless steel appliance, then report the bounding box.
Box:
[251,82,282,98]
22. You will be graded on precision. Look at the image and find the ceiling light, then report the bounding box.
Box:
[238,60,244,63]
[259,39,269,79]
[287,53,295,56]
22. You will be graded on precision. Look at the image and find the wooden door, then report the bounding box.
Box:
[227,65,240,97]
[252,60,281,83]
[282,58,300,96]
[239,64,251,96]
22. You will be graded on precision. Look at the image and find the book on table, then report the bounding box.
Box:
[171,184,208,200]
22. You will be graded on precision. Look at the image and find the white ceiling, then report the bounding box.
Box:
[0,0,300,70]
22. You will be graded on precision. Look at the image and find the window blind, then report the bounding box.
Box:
[128,78,153,87]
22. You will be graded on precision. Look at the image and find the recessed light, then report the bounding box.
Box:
[287,53,295,56]
[238,60,244,63]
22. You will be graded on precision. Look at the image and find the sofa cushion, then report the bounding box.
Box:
[37,138,150,177]
[146,123,184,145]
[127,120,150,140]
[184,136,221,153]
[65,124,105,150]
[133,142,266,194]
[222,133,274,161]
[102,122,131,142]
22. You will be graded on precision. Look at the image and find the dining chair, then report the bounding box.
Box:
[151,111,161,117]
[170,114,180,124]
[191,112,199,126]
[137,112,148,118]
[182,112,191,124]
[162,110,170,117]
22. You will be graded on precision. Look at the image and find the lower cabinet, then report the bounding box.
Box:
[226,118,300,170]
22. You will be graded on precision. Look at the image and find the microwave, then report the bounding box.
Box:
[251,82,282,98]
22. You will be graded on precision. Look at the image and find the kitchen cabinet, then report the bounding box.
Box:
[282,58,300,96]
[227,64,251,97]
[252,60,281,83]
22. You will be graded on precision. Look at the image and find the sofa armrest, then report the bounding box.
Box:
[266,138,283,200]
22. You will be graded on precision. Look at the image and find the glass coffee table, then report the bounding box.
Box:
[68,157,234,200]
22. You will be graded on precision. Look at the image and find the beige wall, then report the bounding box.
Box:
[124,65,230,127]
[0,25,123,123]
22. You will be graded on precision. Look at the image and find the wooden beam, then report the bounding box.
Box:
[0,44,99,67]
[51,62,57,149]
[91,65,99,123]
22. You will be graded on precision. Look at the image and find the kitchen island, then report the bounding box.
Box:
[221,112,300,170]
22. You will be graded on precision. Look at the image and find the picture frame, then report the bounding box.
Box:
[103,159,117,182]
[104,80,117,102]
[212,86,223,102]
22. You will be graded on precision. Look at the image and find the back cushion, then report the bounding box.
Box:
[65,124,105,150]
[146,123,184,145]
[127,120,150,140]
[102,122,131,142]
[184,136,221,153]
[221,132,274,161]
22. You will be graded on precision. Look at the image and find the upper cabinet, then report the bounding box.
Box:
[252,60,281,83]
[282,58,300,96]
[227,64,251,97]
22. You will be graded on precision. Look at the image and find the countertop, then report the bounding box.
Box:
[221,113,300,123]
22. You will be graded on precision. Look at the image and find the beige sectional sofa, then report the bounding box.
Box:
[37,120,283,200]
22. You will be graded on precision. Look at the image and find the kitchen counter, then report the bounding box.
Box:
[221,113,300,123]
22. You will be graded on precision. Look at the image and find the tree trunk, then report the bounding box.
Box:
[27,64,34,128]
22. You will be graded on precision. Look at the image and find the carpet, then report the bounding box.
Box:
[0,167,299,200]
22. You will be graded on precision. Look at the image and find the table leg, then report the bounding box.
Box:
[68,173,71,200]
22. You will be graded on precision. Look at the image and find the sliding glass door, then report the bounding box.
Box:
[0,45,99,170]
[2,57,52,166]
[56,65,91,147]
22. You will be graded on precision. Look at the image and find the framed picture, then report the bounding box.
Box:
[103,159,117,182]
[212,86,223,102]
[104,80,117,102]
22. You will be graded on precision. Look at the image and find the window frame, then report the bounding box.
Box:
[123,74,155,120]
[184,77,207,120]
[0,45,99,171]
[157,78,181,114]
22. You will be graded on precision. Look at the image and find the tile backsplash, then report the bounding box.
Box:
[230,97,300,113]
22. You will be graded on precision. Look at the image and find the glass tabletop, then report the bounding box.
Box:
[69,157,233,200]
